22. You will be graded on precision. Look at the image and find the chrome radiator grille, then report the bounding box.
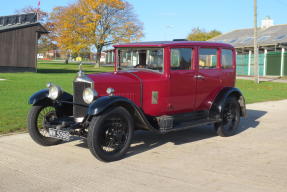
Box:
[73,81,92,118]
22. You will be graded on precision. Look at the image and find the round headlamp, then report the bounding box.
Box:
[83,88,98,104]
[47,83,62,100]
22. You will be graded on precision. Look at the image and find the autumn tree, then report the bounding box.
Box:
[187,28,221,41]
[49,5,83,63]
[50,0,143,67]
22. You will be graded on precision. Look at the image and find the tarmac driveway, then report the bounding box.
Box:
[0,100,287,192]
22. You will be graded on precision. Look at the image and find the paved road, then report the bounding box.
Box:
[1,100,287,192]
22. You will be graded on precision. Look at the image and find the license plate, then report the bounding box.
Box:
[48,128,70,141]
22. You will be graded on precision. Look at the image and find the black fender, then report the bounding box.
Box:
[209,87,246,120]
[29,88,50,105]
[88,96,157,132]
[29,89,73,105]
[28,89,73,116]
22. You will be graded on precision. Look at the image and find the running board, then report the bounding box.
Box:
[156,111,220,134]
[160,119,218,133]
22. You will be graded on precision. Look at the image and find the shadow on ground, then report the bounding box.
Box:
[237,109,267,133]
[75,109,267,158]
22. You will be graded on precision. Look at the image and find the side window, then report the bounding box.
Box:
[199,48,217,69]
[221,49,233,69]
[171,48,192,70]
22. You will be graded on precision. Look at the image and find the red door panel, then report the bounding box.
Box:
[169,70,196,113]
[195,47,222,111]
[195,69,222,110]
[168,47,196,114]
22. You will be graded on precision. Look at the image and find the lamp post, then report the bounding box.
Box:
[254,0,260,83]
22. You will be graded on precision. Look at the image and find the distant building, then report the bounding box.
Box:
[210,17,287,77]
[261,16,274,29]
[104,49,115,65]
[0,13,47,72]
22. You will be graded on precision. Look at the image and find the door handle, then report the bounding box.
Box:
[194,75,205,80]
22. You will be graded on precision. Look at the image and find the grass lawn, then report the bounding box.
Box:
[0,61,287,134]
[0,62,113,134]
[236,80,287,104]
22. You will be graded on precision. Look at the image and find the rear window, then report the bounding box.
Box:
[221,49,233,69]
[199,48,218,69]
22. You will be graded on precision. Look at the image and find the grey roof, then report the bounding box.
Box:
[0,13,47,33]
[0,13,37,26]
[0,22,48,33]
[210,24,287,48]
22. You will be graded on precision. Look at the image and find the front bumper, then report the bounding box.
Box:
[44,113,89,140]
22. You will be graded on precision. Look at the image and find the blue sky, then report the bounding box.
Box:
[1,0,287,41]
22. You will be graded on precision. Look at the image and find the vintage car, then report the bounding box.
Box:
[28,41,246,162]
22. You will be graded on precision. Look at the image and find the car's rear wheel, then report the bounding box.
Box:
[87,106,134,162]
[214,96,240,137]
[28,103,62,146]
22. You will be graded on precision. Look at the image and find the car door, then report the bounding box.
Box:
[195,47,222,111]
[221,48,236,87]
[169,47,196,114]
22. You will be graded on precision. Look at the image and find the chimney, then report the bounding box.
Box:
[261,16,274,29]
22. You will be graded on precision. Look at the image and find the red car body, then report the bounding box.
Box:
[28,41,246,162]
[88,41,236,116]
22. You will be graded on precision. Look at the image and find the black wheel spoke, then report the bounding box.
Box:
[28,104,62,146]
[87,106,134,162]
[221,102,235,130]
[215,97,241,137]
[100,116,128,153]
[36,106,56,137]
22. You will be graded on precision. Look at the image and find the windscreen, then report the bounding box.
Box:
[118,48,164,72]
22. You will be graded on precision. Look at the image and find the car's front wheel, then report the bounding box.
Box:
[214,96,240,137]
[87,106,134,162]
[28,103,62,146]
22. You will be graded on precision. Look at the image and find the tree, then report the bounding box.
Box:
[49,5,83,63]
[37,21,58,53]
[16,6,48,22]
[187,28,221,41]
[50,0,143,67]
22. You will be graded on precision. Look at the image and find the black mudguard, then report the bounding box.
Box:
[28,89,73,116]
[29,89,73,105]
[88,96,157,131]
[209,87,247,120]
[29,89,49,105]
